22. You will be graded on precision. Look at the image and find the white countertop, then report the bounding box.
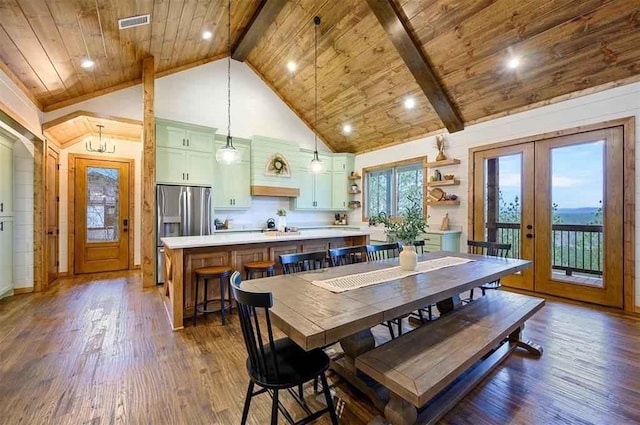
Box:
[214,225,363,233]
[162,228,371,249]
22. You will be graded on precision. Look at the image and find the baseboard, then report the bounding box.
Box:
[13,287,34,295]
[0,286,13,299]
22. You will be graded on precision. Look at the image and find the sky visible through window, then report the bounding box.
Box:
[498,141,604,210]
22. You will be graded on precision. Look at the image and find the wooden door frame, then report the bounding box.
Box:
[468,117,636,313]
[45,145,60,285]
[68,153,135,276]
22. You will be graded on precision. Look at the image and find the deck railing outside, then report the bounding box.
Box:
[489,222,603,276]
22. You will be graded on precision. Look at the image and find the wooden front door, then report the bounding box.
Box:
[471,127,625,307]
[74,157,130,274]
[45,146,59,284]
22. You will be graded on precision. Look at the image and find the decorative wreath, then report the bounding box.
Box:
[265,153,291,177]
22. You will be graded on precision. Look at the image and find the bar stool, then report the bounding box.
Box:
[192,265,233,326]
[244,261,276,280]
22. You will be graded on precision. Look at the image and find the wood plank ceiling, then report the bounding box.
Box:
[1,0,640,153]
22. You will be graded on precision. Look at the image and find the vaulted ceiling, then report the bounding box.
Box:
[1,0,639,153]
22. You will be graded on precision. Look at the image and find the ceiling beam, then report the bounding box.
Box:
[366,0,464,133]
[231,0,287,61]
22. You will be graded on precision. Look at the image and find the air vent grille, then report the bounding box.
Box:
[118,14,150,30]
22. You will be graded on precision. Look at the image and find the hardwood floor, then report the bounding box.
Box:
[0,272,639,424]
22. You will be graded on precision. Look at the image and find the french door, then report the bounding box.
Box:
[472,127,625,308]
[73,157,131,274]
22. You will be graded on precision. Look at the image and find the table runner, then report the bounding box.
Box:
[311,256,474,293]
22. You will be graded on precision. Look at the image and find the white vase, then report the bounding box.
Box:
[277,216,287,232]
[399,245,418,271]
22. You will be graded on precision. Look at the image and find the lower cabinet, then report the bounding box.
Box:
[0,218,13,296]
[421,232,461,252]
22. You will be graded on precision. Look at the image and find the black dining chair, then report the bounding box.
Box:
[328,245,368,267]
[410,240,435,322]
[230,271,339,425]
[365,243,409,339]
[366,242,401,261]
[279,251,328,274]
[413,240,426,254]
[466,240,512,301]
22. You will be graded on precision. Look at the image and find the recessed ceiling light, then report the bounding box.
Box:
[202,30,213,40]
[343,124,352,134]
[508,57,520,69]
[404,97,416,109]
[81,58,95,69]
[286,61,297,72]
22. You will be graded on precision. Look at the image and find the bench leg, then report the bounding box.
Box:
[435,294,462,316]
[385,393,417,425]
[509,325,543,357]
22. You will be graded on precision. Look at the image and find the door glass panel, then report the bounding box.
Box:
[550,142,604,287]
[86,167,119,242]
[484,154,521,259]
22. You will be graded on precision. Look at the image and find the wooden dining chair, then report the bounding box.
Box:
[230,271,339,425]
[467,240,512,301]
[366,242,401,261]
[328,245,368,267]
[279,251,328,274]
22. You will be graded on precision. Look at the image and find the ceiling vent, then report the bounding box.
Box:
[118,14,150,30]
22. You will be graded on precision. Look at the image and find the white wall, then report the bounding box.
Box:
[12,139,35,289]
[58,138,142,273]
[352,82,640,307]
[44,59,330,152]
[0,68,42,134]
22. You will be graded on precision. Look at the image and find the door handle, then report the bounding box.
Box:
[182,138,185,146]
[526,233,534,239]
[526,224,533,230]
[47,230,54,235]
[0,222,3,231]
[0,202,3,212]
[123,218,129,233]
[186,173,189,180]
[182,173,185,180]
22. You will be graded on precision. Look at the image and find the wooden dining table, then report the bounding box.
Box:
[242,251,533,414]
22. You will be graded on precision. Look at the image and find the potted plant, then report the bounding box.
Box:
[376,189,427,270]
[276,209,287,232]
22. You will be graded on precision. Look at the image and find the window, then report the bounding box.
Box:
[364,158,425,218]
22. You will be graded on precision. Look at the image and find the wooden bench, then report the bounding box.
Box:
[355,290,545,425]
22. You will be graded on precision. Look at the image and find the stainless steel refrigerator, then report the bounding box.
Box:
[156,185,212,284]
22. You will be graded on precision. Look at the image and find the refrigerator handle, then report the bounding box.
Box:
[207,189,213,235]
[178,188,185,236]
[157,187,164,244]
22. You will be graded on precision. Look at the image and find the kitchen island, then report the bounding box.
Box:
[161,229,370,329]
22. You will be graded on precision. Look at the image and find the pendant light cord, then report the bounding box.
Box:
[227,0,232,145]
[314,16,319,153]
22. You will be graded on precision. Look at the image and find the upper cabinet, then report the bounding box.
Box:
[214,136,252,210]
[331,154,354,211]
[155,119,217,186]
[294,150,334,210]
[0,138,13,217]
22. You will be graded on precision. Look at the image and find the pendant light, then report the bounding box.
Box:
[215,0,241,164]
[85,125,115,153]
[310,16,325,173]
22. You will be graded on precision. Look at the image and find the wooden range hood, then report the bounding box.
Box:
[250,186,300,197]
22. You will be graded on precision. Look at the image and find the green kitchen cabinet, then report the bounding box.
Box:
[331,154,354,211]
[213,137,251,210]
[0,141,13,217]
[294,150,333,210]
[155,119,216,186]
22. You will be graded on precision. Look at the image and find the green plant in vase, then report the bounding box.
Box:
[376,189,427,270]
[276,209,287,231]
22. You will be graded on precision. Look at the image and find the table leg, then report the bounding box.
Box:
[384,393,417,425]
[509,325,543,357]
[333,329,389,411]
